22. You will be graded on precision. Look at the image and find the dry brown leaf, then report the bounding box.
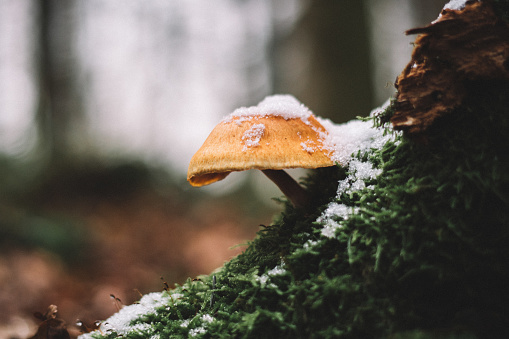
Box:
[29,305,70,339]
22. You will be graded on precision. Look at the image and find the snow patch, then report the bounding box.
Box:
[303,239,319,249]
[78,292,180,338]
[320,100,392,166]
[201,314,215,323]
[190,327,207,337]
[185,314,216,337]
[444,0,470,11]
[257,262,287,288]
[319,203,361,238]
[267,264,286,276]
[242,123,265,150]
[223,94,313,124]
[300,139,316,153]
[316,100,398,239]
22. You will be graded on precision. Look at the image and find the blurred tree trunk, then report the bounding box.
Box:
[274,0,447,123]
[273,0,374,123]
[36,0,82,165]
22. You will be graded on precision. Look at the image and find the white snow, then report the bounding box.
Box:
[444,0,470,11]
[190,327,207,337]
[77,291,217,338]
[267,264,286,276]
[187,314,215,337]
[303,239,319,249]
[257,274,269,286]
[257,261,287,287]
[180,314,215,337]
[78,292,181,338]
[320,100,392,166]
[316,99,399,239]
[319,203,360,238]
[201,314,215,323]
[242,123,266,150]
[434,0,475,22]
[300,139,316,153]
[223,94,313,124]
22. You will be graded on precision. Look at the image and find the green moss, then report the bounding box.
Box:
[83,27,509,339]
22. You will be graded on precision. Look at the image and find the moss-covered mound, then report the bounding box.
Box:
[80,76,509,338]
[80,2,509,338]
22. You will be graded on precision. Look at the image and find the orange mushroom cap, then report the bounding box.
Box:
[187,96,334,187]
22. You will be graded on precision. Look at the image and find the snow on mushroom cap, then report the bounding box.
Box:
[223,94,313,125]
[242,123,266,151]
[187,95,334,187]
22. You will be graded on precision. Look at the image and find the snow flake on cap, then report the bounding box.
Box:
[242,123,266,151]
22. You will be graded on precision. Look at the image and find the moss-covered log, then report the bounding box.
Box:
[79,1,509,338]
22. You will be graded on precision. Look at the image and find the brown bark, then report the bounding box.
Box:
[392,1,509,135]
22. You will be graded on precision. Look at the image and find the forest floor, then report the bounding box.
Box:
[0,172,270,339]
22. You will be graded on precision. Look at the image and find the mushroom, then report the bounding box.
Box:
[187,95,334,208]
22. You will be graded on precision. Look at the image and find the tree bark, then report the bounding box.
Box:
[36,0,82,164]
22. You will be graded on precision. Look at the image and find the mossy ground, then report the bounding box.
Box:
[82,78,509,339]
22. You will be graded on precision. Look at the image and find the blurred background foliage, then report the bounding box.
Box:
[0,0,445,337]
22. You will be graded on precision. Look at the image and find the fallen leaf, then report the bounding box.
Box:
[29,305,70,339]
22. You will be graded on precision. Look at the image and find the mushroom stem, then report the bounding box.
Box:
[262,169,309,208]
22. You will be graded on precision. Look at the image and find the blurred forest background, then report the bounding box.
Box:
[0,0,445,337]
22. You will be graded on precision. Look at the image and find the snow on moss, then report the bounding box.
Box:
[256,261,287,288]
[319,203,360,238]
[320,100,392,166]
[300,139,316,153]
[187,314,215,337]
[78,292,180,338]
[318,100,398,239]
[78,290,218,338]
